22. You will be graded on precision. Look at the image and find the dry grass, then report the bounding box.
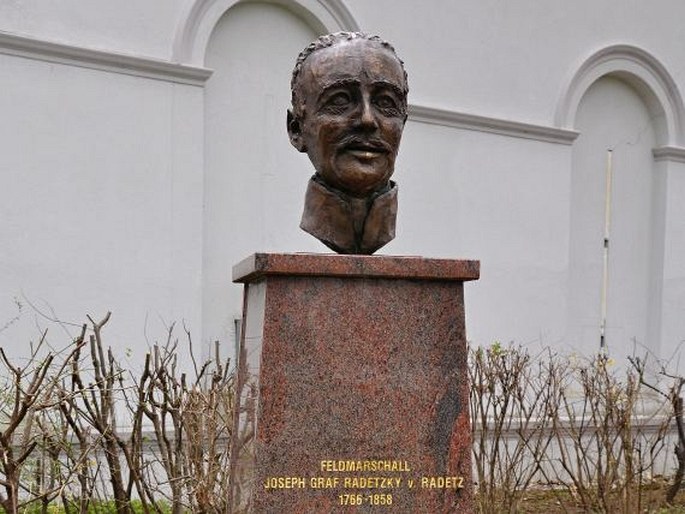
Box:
[511,479,685,513]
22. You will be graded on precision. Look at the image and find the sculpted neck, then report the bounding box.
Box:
[300,175,397,254]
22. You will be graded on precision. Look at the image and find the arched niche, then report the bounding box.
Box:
[173,0,359,66]
[556,44,685,147]
[199,1,360,350]
[562,45,684,356]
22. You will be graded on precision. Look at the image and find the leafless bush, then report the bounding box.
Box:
[630,351,685,504]
[137,329,234,514]
[0,328,86,514]
[549,354,671,513]
[0,313,236,513]
[471,344,674,514]
[2,314,683,513]
[470,343,565,513]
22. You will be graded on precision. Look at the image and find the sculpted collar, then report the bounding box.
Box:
[300,175,398,254]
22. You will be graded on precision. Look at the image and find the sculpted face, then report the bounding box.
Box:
[289,39,407,197]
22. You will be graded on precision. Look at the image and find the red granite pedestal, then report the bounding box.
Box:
[229,253,479,514]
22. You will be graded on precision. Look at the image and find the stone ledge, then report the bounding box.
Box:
[409,103,580,145]
[0,30,212,86]
[233,252,480,283]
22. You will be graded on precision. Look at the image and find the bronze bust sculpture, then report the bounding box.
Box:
[288,32,408,254]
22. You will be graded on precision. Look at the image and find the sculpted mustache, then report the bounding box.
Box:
[338,136,391,152]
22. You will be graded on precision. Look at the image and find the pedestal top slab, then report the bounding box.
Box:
[233,253,480,283]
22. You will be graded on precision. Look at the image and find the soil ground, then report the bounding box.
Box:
[480,479,685,513]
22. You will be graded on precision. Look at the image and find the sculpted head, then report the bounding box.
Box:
[288,32,408,198]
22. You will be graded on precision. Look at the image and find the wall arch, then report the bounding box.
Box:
[173,0,359,66]
[566,76,661,354]
[555,44,685,146]
[200,2,328,350]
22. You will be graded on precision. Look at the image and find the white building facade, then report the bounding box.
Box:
[1,0,684,368]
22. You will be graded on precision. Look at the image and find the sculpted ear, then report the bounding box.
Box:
[287,109,306,152]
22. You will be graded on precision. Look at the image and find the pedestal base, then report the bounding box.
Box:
[229,253,479,513]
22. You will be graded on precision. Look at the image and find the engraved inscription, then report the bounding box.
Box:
[262,458,465,508]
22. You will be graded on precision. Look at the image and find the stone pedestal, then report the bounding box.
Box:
[229,253,479,513]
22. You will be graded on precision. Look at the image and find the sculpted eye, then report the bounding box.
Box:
[375,95,397,110]
[330,93,350,105]
[322,91,352,113]
[373,92,403,116]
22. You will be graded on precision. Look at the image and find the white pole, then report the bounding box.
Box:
[600,149,613,352]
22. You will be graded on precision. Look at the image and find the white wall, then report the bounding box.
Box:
[392,121,571,348]
[1,0,685,369]
[660,161,685,359]
[568,76,659,356]
[0,0,184,59]
[0,47,204,368]
[202,2,320,350]
[344,0,685,126]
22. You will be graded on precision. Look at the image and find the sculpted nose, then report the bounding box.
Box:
[358,96,378,130]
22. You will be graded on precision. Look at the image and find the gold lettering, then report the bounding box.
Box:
[263,476,306,489]
[339,476,402,488]
[420,476,465,489]
[319,459,411,472]
[310,476,339,488]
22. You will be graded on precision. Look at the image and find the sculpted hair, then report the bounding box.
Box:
[290,31,409,115]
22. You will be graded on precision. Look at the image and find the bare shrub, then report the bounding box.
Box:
[549,355,671,513]
[470,343,565,514]
[138,329,234,514]
[630,352,685,504]
[0,328,85,514]
[2,313,682,513]
[0,313,236,513]
[471,343,673,514]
